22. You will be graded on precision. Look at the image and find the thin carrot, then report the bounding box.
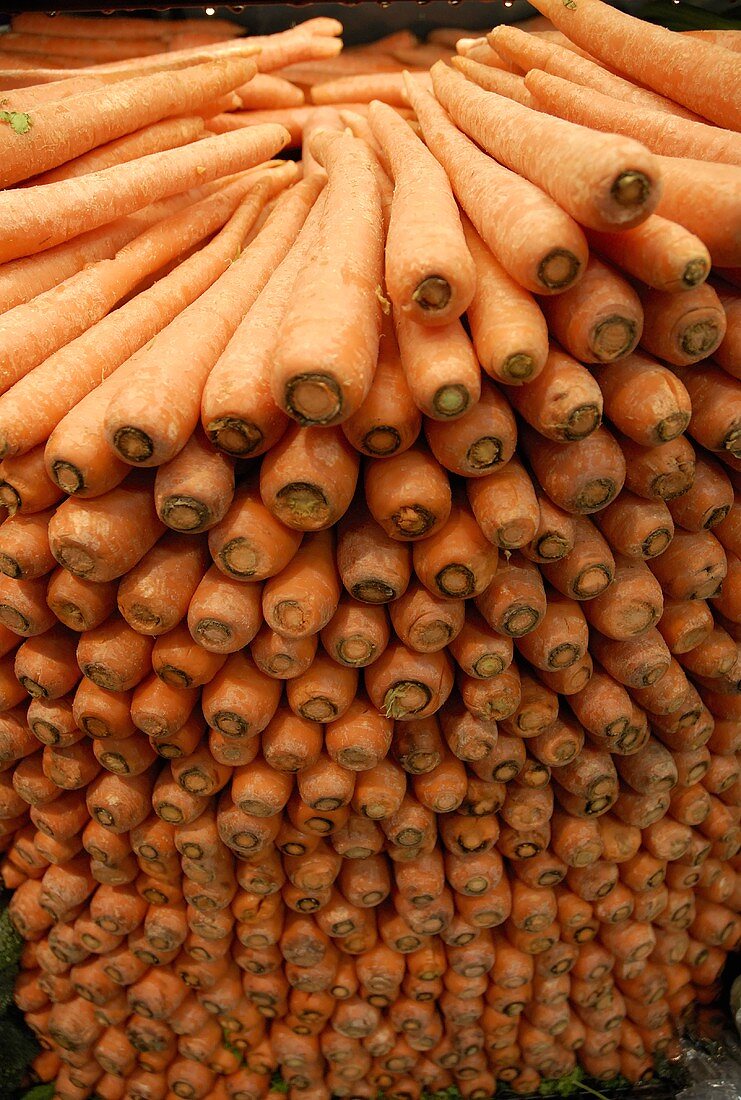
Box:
[586,216,711,294]
[0,122,289,269]
[402,78,588,295]
[270,131,383,426]
[462,217,548,385]
[525,0,741,129]
[394,311,481,420]
[430,61,660,232]
[525,68,741,166]
[450,56,535,106]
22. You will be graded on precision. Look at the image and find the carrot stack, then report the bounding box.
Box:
[0,5,738,1099]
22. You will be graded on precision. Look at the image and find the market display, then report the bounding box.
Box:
[0,5,738,1097]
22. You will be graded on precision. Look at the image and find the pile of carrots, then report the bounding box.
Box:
[0,4,738,1099]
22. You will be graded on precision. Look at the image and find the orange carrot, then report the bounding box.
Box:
[540,515,614,601]
[402,78,588,295]
[187,565,263,655]
[673,361,741,461]
[337,506,411,604]
[153,429,234,534]
[424,378,516,480]
[208,479,302,582]
[152,623,226,690]
[0,446,62,516]
[467,458,539,550]
[593,353,691,448]
[593,491,674,561]
[583,555,664,641]
[365,641,453,720]
[46,569,117,633]
[655,155,741,269]
[521,424,626,515]
[251,625,318,681]
[320,597,390,670]
[394,310,481,421]
[259,424,360,532]
[365,445,452,543]
[0,574,56,637]
[648,528,727,601]
[15,624,79,699]
[638,283,726,367]
[262,530,340,639]
[586,216,711,294]
[448,608,513,680]
[117,532,208,636]
[431,61,660,232]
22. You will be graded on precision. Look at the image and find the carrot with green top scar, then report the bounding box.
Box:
[202,187,325,459]
[0,56,259,189]
[342,314,421,459]
[488,24,703,120]
[462,218,548,385]
[394,310,481,421]
[270,130,383,426]
[402,78,588,294]
[538,257,642,365]
[208,479,302,583]
[525,69,741,167]
[431,61,661,232]
[0,175,290,462]
[525,0,741,129]
[260,423,360,533]
[104,177,320,470]
[424,378,516,479]
[367,98,475,327]
[365,640,454,720]
[505,345,602,443]
[521,424,626,515]
[0,120,289,271]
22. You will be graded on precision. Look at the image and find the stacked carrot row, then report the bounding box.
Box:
[0,5,738,1099]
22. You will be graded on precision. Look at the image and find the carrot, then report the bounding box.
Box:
[0,56,262,189]
[150,428,235,535]
[320,598,390,670]
[504,348,601,448]
[515,590,588,672]
[586,216,711,295]
[522,424,626,516]
[365,444,452,543]
[85,769,155,836]
[447,609,513,681]
[261,708,322,775]
[540,257,643,365]
[117,532,208,636]
[337,506,413,613]
[672,362,741,461]
[411,498,497,602]
[152,624,226,690]
[402,78,588,295]
[46,569,117,634]
[365,640,453,721]
[654,155,741,269]
[392,717,444,775]
[342,315,421,459]
[251,625,318,681]
[131,673,199,741]
[525,67,741,167]
[528,714,584,768]
[714,279,741,380]
[499,671,558,739]
[450,55,536,107]
[593,354,691,450]
[0,509,56,581]
[200,650,280,742]
[647,528,727,601]
[259,424,360,532]
[423,379,516,483]
[187,566,262,655]
[658,598,715,656]
[270,131,382,426]
[394,311,481,421]
[15,625,79,699]
[262,530,340,639]
[207,479,302,582]
[473,554,543,642]
[489,24,702,120]
[637,283,726,367]
[583,555,664,641]
[0,447,62,516]
[0,574,56,637]
[459,661,522,723]
[467,458,539,551]
[286,650,358,722]
[430,61,660,232]
[540,516,614,601]
[593,491,674,562]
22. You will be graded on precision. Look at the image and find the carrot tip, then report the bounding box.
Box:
[112,427,153,463]
[50,461,84,495]
[392,505,435,539]
[575,478,618,512]
[502,353,536,382]
[465,436,502,471]
[412,275,451,313]
[433,383,470,418]
[285,373,342,426]
[0,484,19,515]
[538,249,582,292]
[219,538,259,578]
[207,417,263,456]
[160,496,210,532]
[611,170,651,210]
[194,618,232,648]
[361,426,402,456]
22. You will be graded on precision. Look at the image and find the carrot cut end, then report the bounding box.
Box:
[465,436,503,471]
[275,482,330,527]
[351,579,396,603]
[361,426,402,456]
[160,496,210,532]
[207,417,264,457]
[112,427,153,463]
[538,248,582,292]
[611,170,651,211]
[285,373,343,426]
[502,353,536,382]
[382,680,431,718]
[433,383,470,418]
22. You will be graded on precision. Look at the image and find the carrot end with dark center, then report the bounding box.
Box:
[113,426,154,462]
[285,373,342,425]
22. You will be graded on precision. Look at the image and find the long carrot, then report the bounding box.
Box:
[402,77,588,294]
[0,123,289,266]
[654,155,741,268]
[103,176,321,470]
[270,131,383,427]
[430,61,661,232]
[525,68,741,166]
[525,0,741,130]
[586,216,711,295]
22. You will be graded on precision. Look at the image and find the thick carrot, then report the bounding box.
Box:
[368,99,475,327]
[424,378,516,479]
[0,447,62,515]
[586,216,711,294]
[0,509,56,580]
[525,68,741,166]
[270,131,382,425]
[325,693,392,771]
[506,344,602,443]
[208,480,302,582]
[593,491,674,561]
[260,423,359,534]
[152,429,234,535]
[637,283,726,367]
[668,453,734,533]
[475,552,545,638]
[538,257,642,364]
[286,651,358,722]
[672,362,741,462]
[489,24,703,120]
[0,121,288,271]
[412,496,498,600]
[431,61,660,232]
[261,530,340,639]
[0,179,288,462]
[402,78,588,295]
[654,155,741,269]
[539,515,614,601]
[115,532,207,637]
[389,581,464,653]
[521,424,626,515]
[394,311,481,420]
[0,574,56,637]
[336,506,411,604]
[515,590,588,672]
[342,314,421,459]
[521,487,576,565]
[648,527,727,601]
[15,624,79,699]
[365,444,452,542]
[365,640,454,720]
[462,218,548,385]
[320,597,390,669]
[467,458,539,550]
[251,625,318,681]
[201,651,280,741]
[187,567,262,651]
[46,569,117,634]
[583,556,664,641]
